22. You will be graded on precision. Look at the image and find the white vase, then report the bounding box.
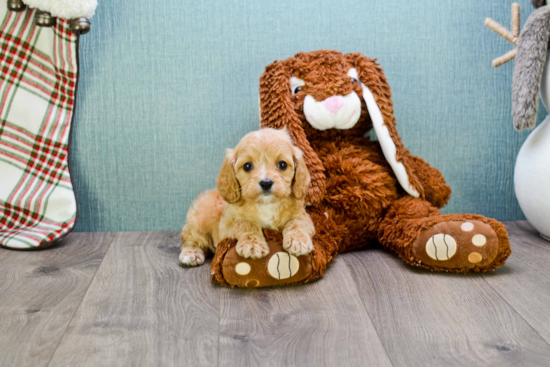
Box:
[514,53,550,241]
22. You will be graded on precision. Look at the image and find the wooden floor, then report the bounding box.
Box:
[1,221,550,366]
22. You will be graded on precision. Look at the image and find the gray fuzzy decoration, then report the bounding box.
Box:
[512,6,550,130]
[531,0,547,9]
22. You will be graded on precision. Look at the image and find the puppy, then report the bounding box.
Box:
[179,128,315,266]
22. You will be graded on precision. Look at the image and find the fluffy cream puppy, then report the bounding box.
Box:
[179,128,314,266]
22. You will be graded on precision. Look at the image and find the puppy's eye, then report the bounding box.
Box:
[277,161,288,170]
[293,86,302,94]
[243,162,253,172]
[351,78,358,84]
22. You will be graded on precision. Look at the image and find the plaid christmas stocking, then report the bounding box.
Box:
[0,5,80,249]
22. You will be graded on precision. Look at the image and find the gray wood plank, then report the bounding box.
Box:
[0,232,115,367]
[481,221,550,344]
[218,257,393,367]
[47,231,219,367]
[343,245,550,367]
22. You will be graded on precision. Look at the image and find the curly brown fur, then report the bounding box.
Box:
[211,50,511,286]
[378,197,511,273]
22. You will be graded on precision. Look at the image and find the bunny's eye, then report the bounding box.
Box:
[351,78,358,84]
[243,162,253,172]
[290,77,305,95]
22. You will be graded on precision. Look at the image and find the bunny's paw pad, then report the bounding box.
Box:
[412,220,499,270]
[221,240,313,288]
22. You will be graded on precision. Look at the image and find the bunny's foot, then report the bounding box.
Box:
[210,229,331,288]
[408,218,511,272]
[379,197,511,273]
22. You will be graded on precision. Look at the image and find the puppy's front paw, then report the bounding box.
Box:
[283,231,313,257]
[179,247,206,266]
[236,240,270,259]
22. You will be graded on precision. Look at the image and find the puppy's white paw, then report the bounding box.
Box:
[236,240,269,259]
[179,247,205,266]
[283,231,313,257]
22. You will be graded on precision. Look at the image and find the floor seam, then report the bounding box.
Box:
[480,274,550,348]
[44,232,118,367]
[513,237,550,253]
[217,285,221,367]
[505,222,550,253]
[341,253,396,367]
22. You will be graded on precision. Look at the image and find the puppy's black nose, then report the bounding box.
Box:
[259,179,274,191]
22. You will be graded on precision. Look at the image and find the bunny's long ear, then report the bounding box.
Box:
[513,6,550,131]
[345,53,423,198]
[259,60,326,204]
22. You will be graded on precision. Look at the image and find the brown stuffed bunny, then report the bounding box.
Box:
[211,50,511,288]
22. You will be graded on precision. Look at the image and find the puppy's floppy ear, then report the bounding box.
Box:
[216,149,240,203]
[345,53,424,199]
[291,147,310,200]
[260,58,326,204]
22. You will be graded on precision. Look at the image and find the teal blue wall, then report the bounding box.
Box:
[72,0,542,232]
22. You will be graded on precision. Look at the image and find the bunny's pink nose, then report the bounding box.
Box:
[324,96,344,114]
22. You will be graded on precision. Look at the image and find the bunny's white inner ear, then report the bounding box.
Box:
[348,68,420,197]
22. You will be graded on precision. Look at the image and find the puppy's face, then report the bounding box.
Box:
[234,129,296,202]
[216,128,310,204]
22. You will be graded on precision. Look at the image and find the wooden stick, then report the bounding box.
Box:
[511,3,520,38]
[485,18,517,45]
[493,48,517,68]
[486,3,521,67]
